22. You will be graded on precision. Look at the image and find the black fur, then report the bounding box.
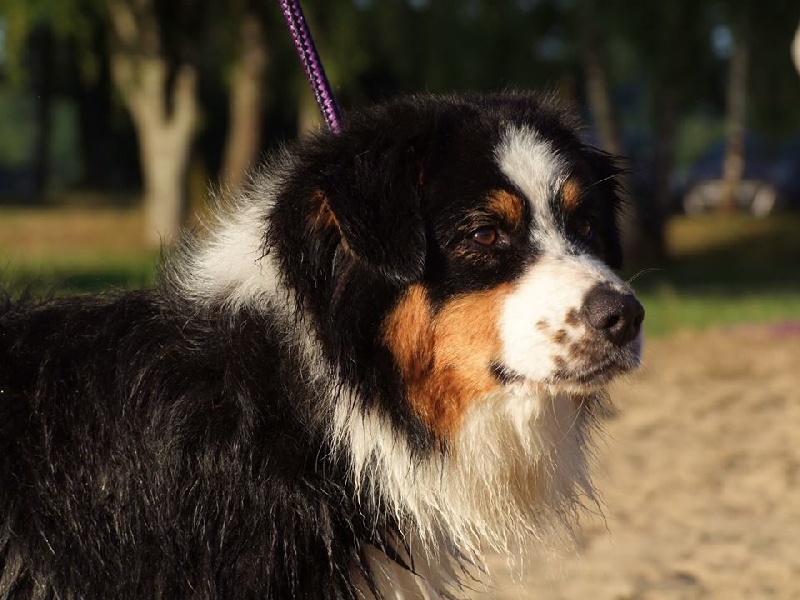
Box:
[0,92,624,599]
[0,291,400,598]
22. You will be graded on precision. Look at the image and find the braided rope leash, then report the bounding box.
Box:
[279,0,342,133]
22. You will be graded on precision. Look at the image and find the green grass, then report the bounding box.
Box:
[631,214,800,336]
[3,253,158,296]
[0,206,157,295]
[638,286,800,337]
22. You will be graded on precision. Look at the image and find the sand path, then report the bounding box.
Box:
[478,325,800,599]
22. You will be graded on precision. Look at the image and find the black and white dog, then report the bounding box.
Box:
[0,93,644,599]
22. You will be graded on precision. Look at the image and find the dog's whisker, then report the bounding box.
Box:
[626,267,663,285]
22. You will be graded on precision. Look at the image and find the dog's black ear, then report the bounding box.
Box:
[308,130,429,285]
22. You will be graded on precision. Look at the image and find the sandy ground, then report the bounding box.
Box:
[477,323,800,600]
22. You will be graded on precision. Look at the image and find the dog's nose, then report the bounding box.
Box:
[582,285,645,346]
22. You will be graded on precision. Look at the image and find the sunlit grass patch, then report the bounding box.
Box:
[666,213,800,268]
[638,284,800,337]
[635,213,800,336]
[0,206,146,258]
[0,206,157,295]
[2,253,158,296]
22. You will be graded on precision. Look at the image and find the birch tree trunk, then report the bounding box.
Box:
[221,10,268,192]
[108,0,198,246]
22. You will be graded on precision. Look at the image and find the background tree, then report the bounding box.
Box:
[1,1,95,198]
[528,0,667,268]
[108,0,204,245]
[3,0,204,244]
[3,0,800,260]
[217,0,270,192]
[621,0,715,260]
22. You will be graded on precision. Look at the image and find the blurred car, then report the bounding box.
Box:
[673,134,800,217]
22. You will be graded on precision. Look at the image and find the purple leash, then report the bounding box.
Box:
[280,0,342,133]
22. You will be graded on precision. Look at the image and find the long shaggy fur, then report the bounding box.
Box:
[0,92,642,599]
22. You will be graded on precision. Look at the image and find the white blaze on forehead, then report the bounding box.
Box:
[494,125,570,254]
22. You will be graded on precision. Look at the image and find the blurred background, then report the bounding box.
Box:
[1,1,800,597]
[0,0,799,332]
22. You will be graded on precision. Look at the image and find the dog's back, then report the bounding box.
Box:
[0,292,380,599]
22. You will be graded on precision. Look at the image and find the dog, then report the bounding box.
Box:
[0,92,644,599]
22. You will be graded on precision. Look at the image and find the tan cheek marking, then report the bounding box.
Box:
[561,177,582,212]
[488,190,524,228]
[382,285,436,386]
[382,284,511,439]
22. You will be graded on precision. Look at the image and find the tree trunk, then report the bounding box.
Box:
[583,43,622,155]
[32,27,54,198]
[582,28,661,269]
[221,10,268,192]
[720,21,748,215]
[648,87,673,261]
[108,0,198,246]
[76,22,113,190]
[792,21,800,76]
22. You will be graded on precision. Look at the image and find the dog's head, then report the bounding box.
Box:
[263,93,646,568]
[271,92,643,441]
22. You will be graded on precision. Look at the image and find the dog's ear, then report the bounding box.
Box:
[308,130,429,285]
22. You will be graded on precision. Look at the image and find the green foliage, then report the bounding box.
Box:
[1,0,799,198]
[0,0,105,83]
[49,100,82,188]
[0,88,81,187]
[0,88,35,165]
[674,114,727,170]
[745,4,800,134]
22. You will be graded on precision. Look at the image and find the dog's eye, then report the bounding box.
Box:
[471,226,499,246]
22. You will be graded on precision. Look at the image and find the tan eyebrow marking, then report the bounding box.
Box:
[487,190,524,227]
[561,178,582,212]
